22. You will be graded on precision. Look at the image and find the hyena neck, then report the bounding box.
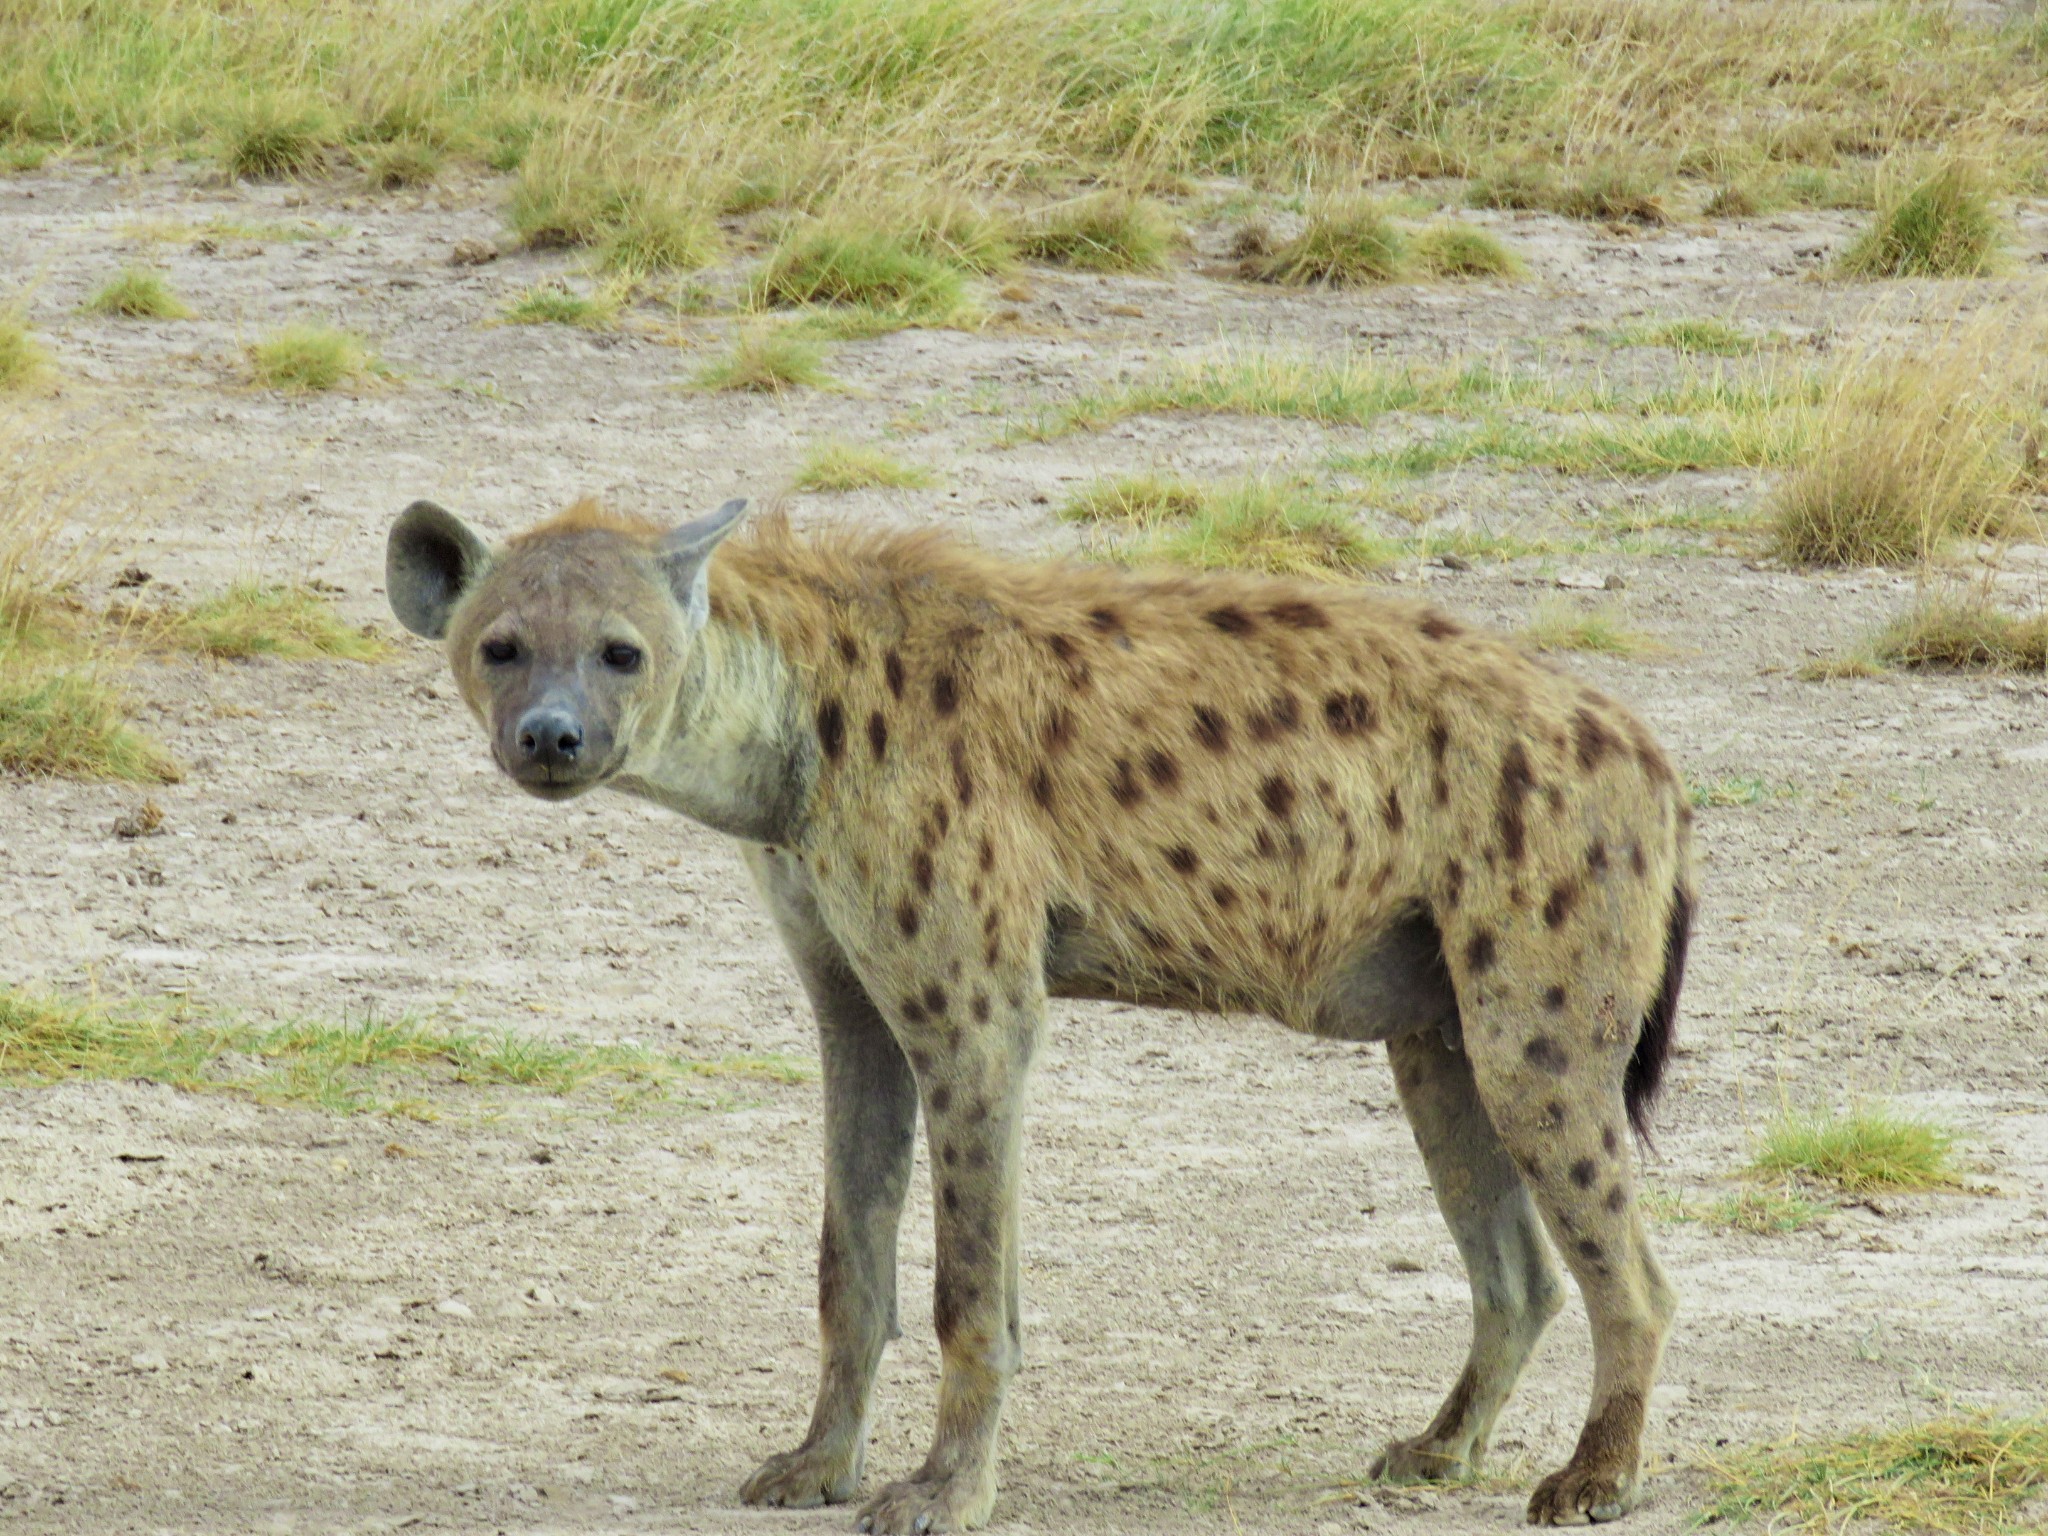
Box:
[611,617,814,844]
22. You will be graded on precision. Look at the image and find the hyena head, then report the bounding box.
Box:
[385,497,746,800]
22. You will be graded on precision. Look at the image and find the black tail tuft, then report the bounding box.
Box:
[1625,887,1691,1144]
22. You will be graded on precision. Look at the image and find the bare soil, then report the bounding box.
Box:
[3,164,2047,1536]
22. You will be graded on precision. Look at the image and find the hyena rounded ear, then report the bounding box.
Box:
[387,500,494,640]
[659,498,748,629]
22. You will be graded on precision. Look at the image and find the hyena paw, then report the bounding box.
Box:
[1525,1464,1641,1525]
[1370,1433,1477,1484]
[740,1440,862,1509]
[854,1471,996,1534]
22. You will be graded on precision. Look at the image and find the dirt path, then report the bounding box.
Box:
[2,164,2046,1534]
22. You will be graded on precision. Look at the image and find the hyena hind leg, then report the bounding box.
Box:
[1374,1028,1566,1484]
[1465,1002,1678,1526]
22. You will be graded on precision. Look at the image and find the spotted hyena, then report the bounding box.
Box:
[386,495,1694,1532]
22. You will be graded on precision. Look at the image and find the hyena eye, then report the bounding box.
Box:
[480,638,519,666]
[603,642,643,673]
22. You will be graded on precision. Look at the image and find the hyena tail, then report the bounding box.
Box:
[1624,886,1692,1144]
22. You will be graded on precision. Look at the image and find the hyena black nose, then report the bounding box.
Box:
[516,706,583,767]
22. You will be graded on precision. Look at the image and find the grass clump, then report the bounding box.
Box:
[1060,474,1208,525]
[0,308,42,388]
[168,583,388,662]
[510,141,722,274]
[1838,161,2005,279]
[793,441,932,493]
[752,223,971,331]
[1748,1103,1959,1195]
[1468,157,1668,224]
[247,324,374,392]
[0,987,807,1119]
[80,266,191,320]
[1521,597,1650,655]
[693,327,829,394]
[1705,1415,2048,1536]
[1865,598,2048,673]
[1017,193,1172,273]
[0,669,180,781]
[1241,194,1407,286]
[362,136,442,190]
[1410,222,1521,279]
[1072,477,1388,579]
[1616,317,1759,356]
[501,282,622,329]
[216,95,330,180]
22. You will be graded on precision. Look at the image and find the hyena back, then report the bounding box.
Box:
[387,496,1694,1532]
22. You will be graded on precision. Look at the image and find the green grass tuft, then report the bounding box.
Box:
[1017,192,1173,273]
[509,146,722,274]
[170,583,389,662]
[1868,598,2048,673]
[361,135,443,190]
[1838,160,2005,279]
[216,95,330,180]
[1469,157,1668,224]
[80,266,192,320]
[1241,194,1407,286]
[1410,221,1521,279]
[247,324,374,392]
[752,223,971,330]
[1074,477,1388,579]
[1616,317,1759,356]
[1749,1104,1960,1195]
[793,441,933,492]
[693,327,829,394]
[1706,1415,2048,1536]
[1060,474,1209,525]
[501,282,622,329]
[0,987,809,1119]
[0,308,43,388]
[1521,597,1650,655]
[0,669,181,782]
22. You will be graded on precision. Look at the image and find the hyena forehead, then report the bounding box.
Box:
[455,528,683,651]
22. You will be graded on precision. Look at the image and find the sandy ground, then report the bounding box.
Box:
[3,161,2047,1535]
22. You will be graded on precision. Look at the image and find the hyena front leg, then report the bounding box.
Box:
[1374,1028,1565,1483]
[742,847,920,1510]
[857,955,1042,1536]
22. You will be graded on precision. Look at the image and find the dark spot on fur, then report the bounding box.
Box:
[1544,1100,1568,1128]
[1466,929,1497,974]
[1211,882,1238,910]
[909,853,935,897]
[1443,860,1464,910]
[977,836,995,874]
[1206,605,1255,636]
[1602,1125,1620,1156]
[932,671,959,716]
[1383,787,1404,834]
[1109,758,1143,809]
[1570,1158,1598,1189]
[1042,707,1074,754]
[923,982,947,1017]
[1587,839,1609,875]
[971,991,990,1024]
[1249,691,1301,741]
[931,1085,953,1116]
[983,935,1000,967]
[1165,844,1199,876]
[951,741,974,807]
[940,1181,959,1210]
[1428,718,1449,763]
[1497,743,1536,864]
[1605,1186,1627,1213]
[1543,984,1567,1011]
[816,699,845,763]
[1260,774,1295,818]
[1629,842,1648,878]
[900,995,928,1026]
[884,651,905,699]
[1088,607,1122,634]
[867,711,889,761]
[896,900,921,939]
[1323,691,1376,736]
[1031,766,1055,810]
[1572,707,1618,772]
[1193,706,1230,753]
[1525,1036,1569,1075]
[1543,881,1579,929]
[1143,748,1180,791]
[1253,827,1275,859]
[1268,599,1329,629]
[1576,1239,1604,1262]
[836,633,860,666]
[1420,612,1464,640]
